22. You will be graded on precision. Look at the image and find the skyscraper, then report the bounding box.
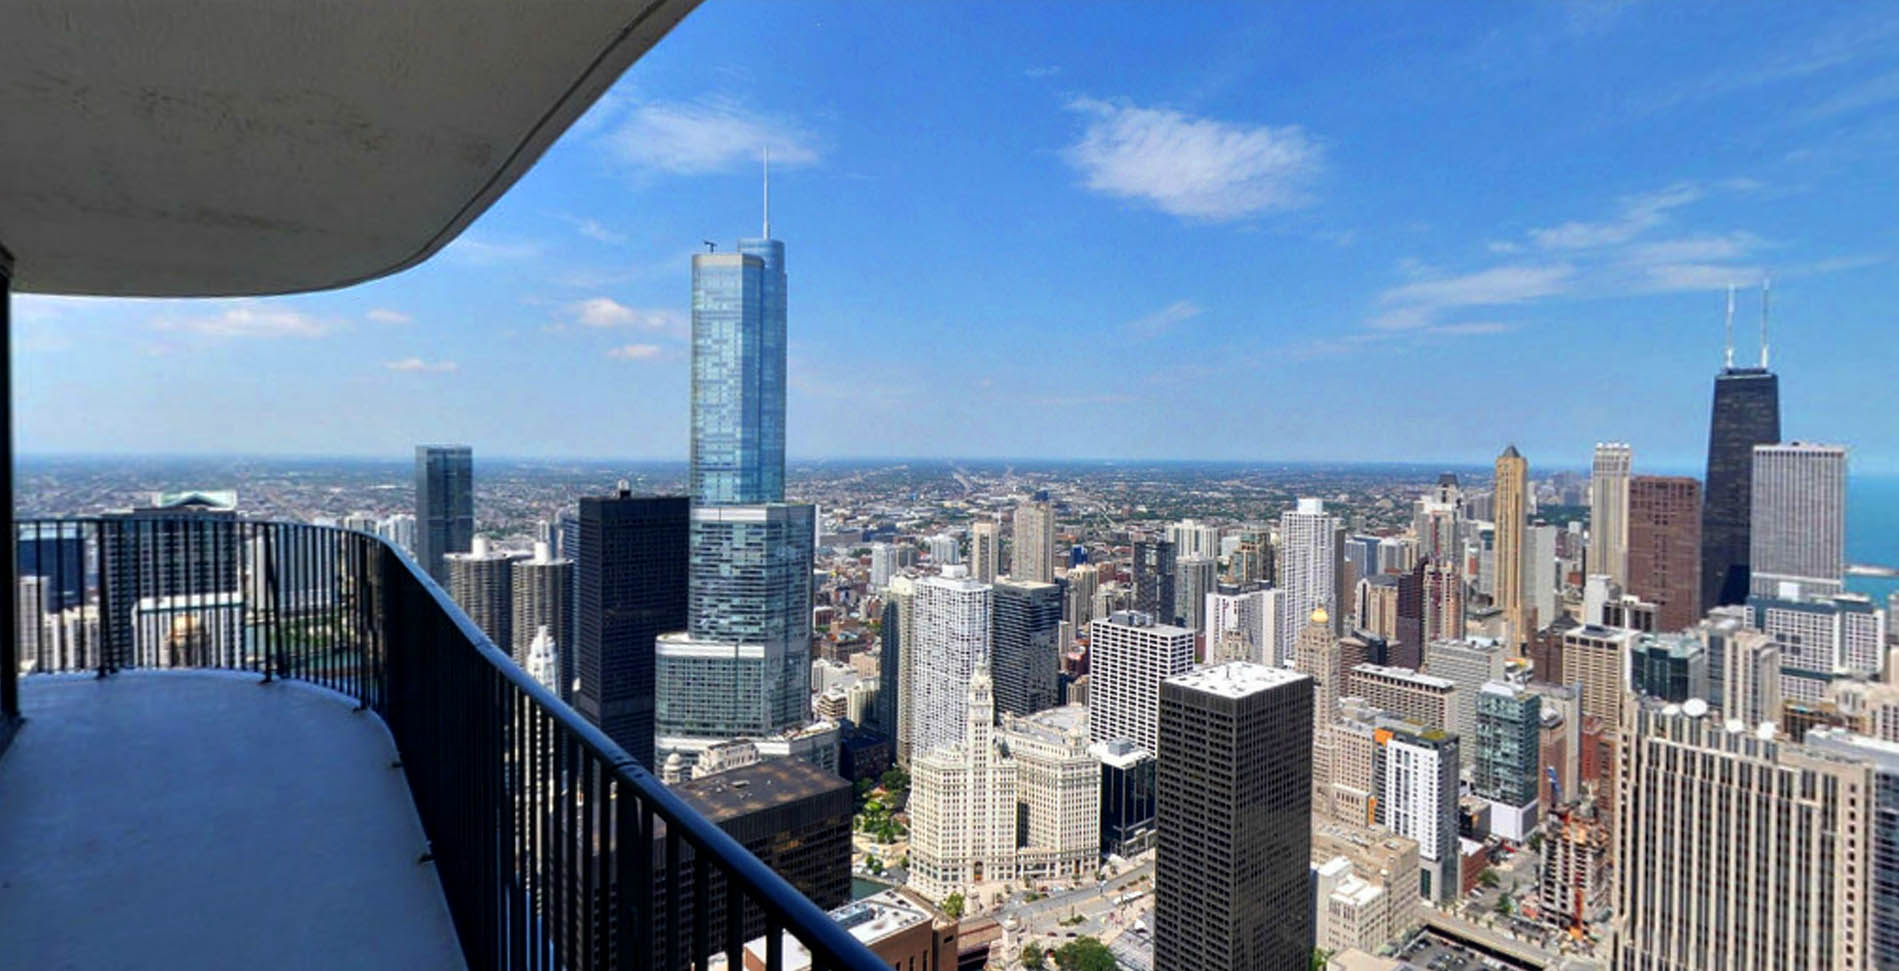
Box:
[1749,442,1846,600]
[414,444,473,584]
[1473,681,1540,840]
[512,541,575,700]
[1588,443,1630,587]
[885,575,919,767]
[991,577,1061,717]
[1131,538,1176,623]
[1063,562,1099,628]
[1625,476,1702,632]
[1204,587,1270,663]
[1278,498,1338,662]
[1701,294,1781,611]
[868,542,896,591]
[655,197,818,769]
[1087,610,1195,755]
[1372,717,1461,904]
[1163,519,1221,563]
[445,537,518,651]
[970,520,1001,584]
[574,488,687,771]
[1011,499,1055,583]
[1494,445,1528,650]
[1615,700,1871,970]
[1802,728,1899,971]
[1172,554,1216,633]
[1155,663,1312,971]
[908,568,993,759]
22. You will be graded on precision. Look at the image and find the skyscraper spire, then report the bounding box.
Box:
[1724,282,1736,370]
[762,146,770,239]
[1759,274,1771,369]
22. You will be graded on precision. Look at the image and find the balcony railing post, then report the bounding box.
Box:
[1,241,17,755]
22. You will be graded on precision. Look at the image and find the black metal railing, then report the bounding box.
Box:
[7,516,884,971]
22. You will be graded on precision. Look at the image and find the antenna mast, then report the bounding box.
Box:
[1723,283,1735,369]
[1760,275,1771,369]
[762,147,771,238]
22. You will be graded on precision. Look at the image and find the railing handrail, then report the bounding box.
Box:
[15,515,888,971]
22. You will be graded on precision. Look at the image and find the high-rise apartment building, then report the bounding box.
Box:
[377,512,417,554]
[1473,681,1540,841]
[1172,554,1216,634]
[991,578,1061,718]
[1356,574,1400,645]
[1230,529,1270,586]
[1614,700,1871,970]
[1750,591,1888,704]
[925,533,959,566]
[1086,611,1195,755]
[1011,500,1055,583]
[1348,663,1457,735]
[1279,498,1338,659]
[1423,636,1507,763]
[1703,607,1780,728]
[908,568,993,759]
[869,542,896,590]
[969,520,1000,584]
[445,537,519,651]
[1204,587,1270,663]
[1701,341,1781,611]
[1063,563,1098,628]
[1155,663,1313,971]
[1562,624,1638,730]
[1494,445,1528,651]
[1164,519,1221,564]
[1629,632,1708,703]
[1131,538,1176,625]
[1589,443,1631,587]
[884,575,919,768]
[573,489,687,771]
[1625,476,1702,632]
[414,444,473,584]
[1803,727,1899,971]
[512,541,574,700]
[1749,442,1847,600]
[1372,718,1461,903]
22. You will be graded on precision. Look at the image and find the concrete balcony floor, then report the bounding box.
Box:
[0,670,465,970]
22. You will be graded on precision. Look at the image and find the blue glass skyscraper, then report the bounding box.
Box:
[658,173,818,766]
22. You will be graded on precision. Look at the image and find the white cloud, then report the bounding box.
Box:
[1123,300,1204,339]
[1025,65,1062,79]
[156,301,332,339]
[1373,264,1574,329]
[605,98,820,174]
[1063,97,1323,221]
[444,235,544,265]
[366,308,412,324]
[1624,232,1763,265]
[383,358,457,373]
[1528,183,1701,250]
[567,298,684,335]
[607,344,663,361]
[574,219,627,245]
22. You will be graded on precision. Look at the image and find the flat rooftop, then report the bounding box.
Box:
[1167,661,1309,699]
[0,671,463,970]
[677,757,852,823]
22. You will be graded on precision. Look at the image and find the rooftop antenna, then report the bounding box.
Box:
[1759,274,1771,369]
[1723,283,1735,369]
[762,146,771,238]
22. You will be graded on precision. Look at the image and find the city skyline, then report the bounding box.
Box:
[13,2,1899,471]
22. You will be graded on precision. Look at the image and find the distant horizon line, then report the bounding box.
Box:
[15,449,1721,477]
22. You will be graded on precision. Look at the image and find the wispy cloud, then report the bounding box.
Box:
[607,344,663,361]
[155,301,332,339]
[604,97,820,175]
[384,357,457,373]
[569,217,628,245]
[1025,65,1062,79]
[366,308,412,324]
[1123,300,1204,339]
[1373,264,1574,330]
[1063,97,1323,221]
[1527,183,1702,250]
[1806,67,1899,121]
[444,235,544,266]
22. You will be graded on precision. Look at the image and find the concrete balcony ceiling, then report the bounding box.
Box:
[0,0,698,297]
[0,671,465,970]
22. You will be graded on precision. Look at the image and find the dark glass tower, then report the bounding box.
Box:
[414,444,473,585]
[1700,368,1779,612]
[991,577,1062,717]
[574,488,688,771]
[1132,538,1176,622]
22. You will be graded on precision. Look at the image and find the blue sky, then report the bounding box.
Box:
[15,1,1899,473]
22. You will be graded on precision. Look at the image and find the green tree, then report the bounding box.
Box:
[1311,948,1333,971]
[1479,869,1500,889]
[942,891,965,919]
[1021,941,1045,970]
[1494,892,1513,917]
[881,767,910,792]
[1053,938,1115,971]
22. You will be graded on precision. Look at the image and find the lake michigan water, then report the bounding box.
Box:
[1846,475,1899,606]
